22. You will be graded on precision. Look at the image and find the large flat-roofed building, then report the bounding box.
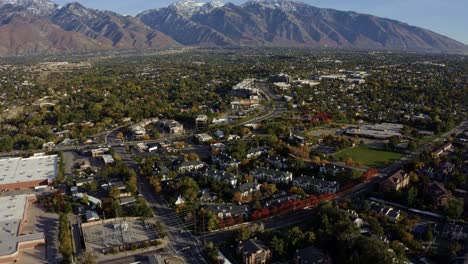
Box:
[0,154,58,190]
[0,194,45,263]
[345,123,403,140]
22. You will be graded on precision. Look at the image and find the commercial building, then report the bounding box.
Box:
[196,115,209,131]
[345,123,403,139]
[0,194,45,263]
[0,154,58,190]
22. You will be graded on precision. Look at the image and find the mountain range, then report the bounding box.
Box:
[0,0,466,56]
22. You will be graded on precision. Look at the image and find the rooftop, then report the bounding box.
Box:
[0,194,44,257]
[0,154,58,186]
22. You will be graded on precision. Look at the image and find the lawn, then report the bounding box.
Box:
[333,146,404,168]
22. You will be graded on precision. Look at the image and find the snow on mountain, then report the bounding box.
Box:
[0,0,57,15]
[169,0,224,17]
[243,0,302,12]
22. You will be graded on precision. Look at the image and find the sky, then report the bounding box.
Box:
[53,0,468,44]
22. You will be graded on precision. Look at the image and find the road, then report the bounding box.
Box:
[238,81,287,126]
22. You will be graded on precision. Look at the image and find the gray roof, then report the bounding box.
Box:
[238,239,269,255]
[0,194,45,257]
[237,182,259,193]
[205,204,249,216]
[0,154,58,186]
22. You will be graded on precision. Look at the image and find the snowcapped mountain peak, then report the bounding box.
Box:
[243,0,302,12]
[169,0,224,17]
[0,0,57,15]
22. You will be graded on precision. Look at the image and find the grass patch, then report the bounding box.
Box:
[334,146,403,167]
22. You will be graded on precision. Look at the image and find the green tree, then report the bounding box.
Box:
[445,199,464,219]
[78,252,97,264]
[269,236,286,258]
[406,187,418,206]
[109,187,121,200]
[58,214,73,261]
[408,141,418,151]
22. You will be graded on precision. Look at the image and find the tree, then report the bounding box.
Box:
[78,252,97,264]
[58,214,73,261]
[82,194,89,205]
[269,236,286,258]
[179,177,200,201]
[187,153,200,161]
[232,192,243,204]
[235,226,252,242]
[205,211,219,232]
[424,226,433,241]
[88,179,99,194]
[203,242,219,263]
[109,187,121,200]
[288,227,305,248]
[408,141,417,151]
[406,187,418,206]
[445,199,464,219]
[126,175,138,194]
[449,242,462,257]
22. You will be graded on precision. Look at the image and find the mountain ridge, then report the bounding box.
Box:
[0,0,466,56]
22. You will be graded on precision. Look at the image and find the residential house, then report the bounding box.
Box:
[177,160,207,174]
[119,196,137,206]
[370,203,400,223]
[74,158,91,171]
[214,130,225,139]
[263,194,300,208]
[175,195,186,206]
[200,189,218,203]
[380,170,410,192]
[195,133,213,144]
[210,143,226,152]
[205,204,249,219]
[204,171,238,187]
[293,176,340,194]
[75,177,93,187]
[154,165,170,181]
[237,239,272,264]
[85,210,100,222]
[131,124,147,140]
[237,182,261,197]
[251,168,293,184]
[441,222,468,241]
[265,156,288,170]
[160,119,184,135]
[432,143,453,158]
[424,182,455,207]
[293,246,331,264]
[90,148,109,158]
[212,153,240,170]
[196,115,209,131]
[102,154,115,165]
[246,146,269,159]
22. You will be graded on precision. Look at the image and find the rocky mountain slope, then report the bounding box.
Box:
[0,0,466,56]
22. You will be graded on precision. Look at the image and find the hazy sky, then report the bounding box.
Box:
[53,0,468,44]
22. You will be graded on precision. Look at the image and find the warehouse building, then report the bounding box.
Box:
[0,194,45,263]
[0,154,58,190]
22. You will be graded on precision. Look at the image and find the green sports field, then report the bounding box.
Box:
[333,146,403,167]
